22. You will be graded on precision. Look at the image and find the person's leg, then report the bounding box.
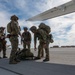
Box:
[9,37,18,64]
[28,44,30,51]
[41,47,44,58]
[23,42,26,49]
[2,41,7,58]
[0,42,2,58]
[35,43,43,60]
[0,48,1,59]
[43,43,49,61]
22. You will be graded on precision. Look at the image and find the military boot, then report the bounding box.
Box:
[0,57,2,59]
[9,60,18,64]
[15,59,20,62]
[34,57,41,60]
[43,58,49,62]
[41,53,44,58]
[3,56,7,58]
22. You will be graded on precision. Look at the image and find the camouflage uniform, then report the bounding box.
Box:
[0,27,7,58]
[7,15,21,64]
[22,27,31,51]
[30,26,49,61]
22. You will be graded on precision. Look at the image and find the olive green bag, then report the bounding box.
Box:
[16,49,34,60]
[39,23,51,34]
[7,22,12,33]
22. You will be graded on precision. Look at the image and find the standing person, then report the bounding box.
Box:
[7,15,21,64]
[0,27,7,58]
[22,27,31,51]
[30,25,49,61]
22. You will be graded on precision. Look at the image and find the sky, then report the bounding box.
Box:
[0,0,75,48]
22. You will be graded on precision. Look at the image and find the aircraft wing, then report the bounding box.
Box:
[26,1,75,21]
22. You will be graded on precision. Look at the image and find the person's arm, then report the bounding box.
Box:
[21,33,24,39]
[21,33,24,44]
[34,33,37,50]
[28,32,31,42]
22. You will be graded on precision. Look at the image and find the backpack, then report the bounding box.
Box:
[48,34,54,43]
[7,22,12,33]
[37,29,47,41]
[39,23,51,34]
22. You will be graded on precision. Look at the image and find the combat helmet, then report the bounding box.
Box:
[23,27,28,30]
[30,26,37,31]
[0,27,5,29]
[10,15,19,20]
[0,27,5,32]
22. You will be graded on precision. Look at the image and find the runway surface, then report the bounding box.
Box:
[0,48,75,75]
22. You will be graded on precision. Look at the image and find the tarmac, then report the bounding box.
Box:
[0,48,75,75]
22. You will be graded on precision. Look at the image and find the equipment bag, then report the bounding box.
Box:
[16,49,34,60]
[7,22,12,33]
[48,34,54,43]
[39,23,51,34]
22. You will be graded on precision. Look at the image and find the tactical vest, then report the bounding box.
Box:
[7,21,20,35]
[36,29,47,42]
[22,31,31,41]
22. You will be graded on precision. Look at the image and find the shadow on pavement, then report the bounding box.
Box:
[0,59,75,75]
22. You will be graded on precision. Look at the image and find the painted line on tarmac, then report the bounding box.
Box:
[0,66,23,75]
